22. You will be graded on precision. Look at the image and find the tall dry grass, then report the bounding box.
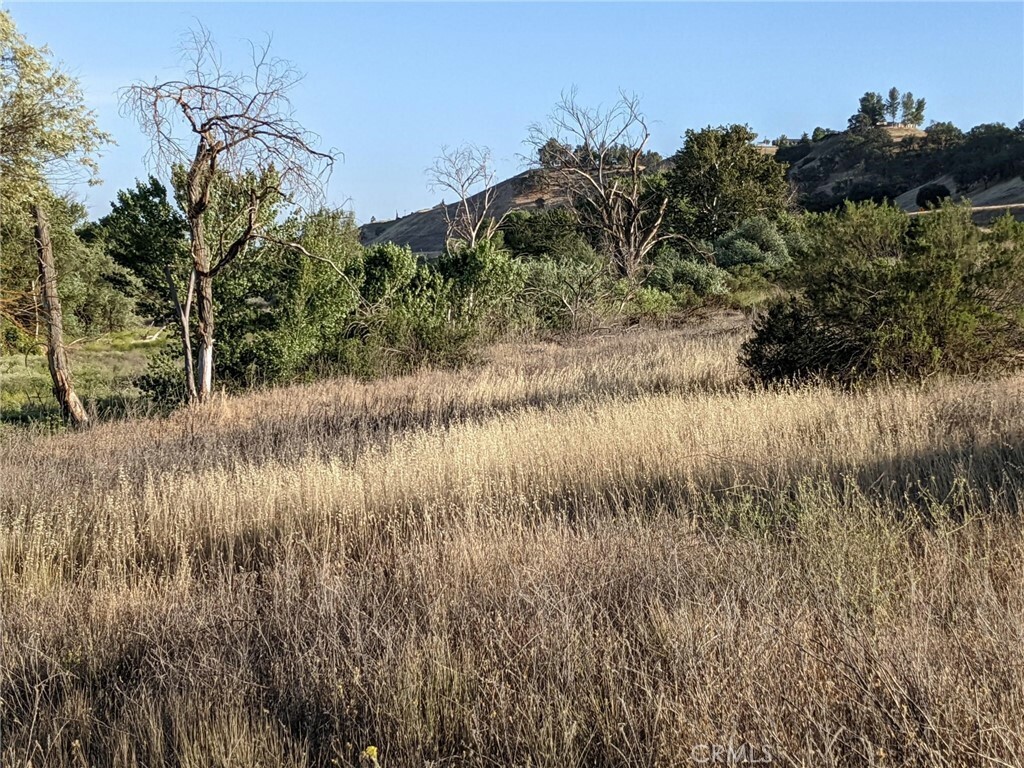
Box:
[2,319,1023,767]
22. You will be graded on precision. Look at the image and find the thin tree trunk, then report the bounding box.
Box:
[166,265,198,403]
[189,214,215,402]
[196,271,214,402]
[33,203,89,427]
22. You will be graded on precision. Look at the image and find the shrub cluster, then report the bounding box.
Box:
[742,201,1024,383]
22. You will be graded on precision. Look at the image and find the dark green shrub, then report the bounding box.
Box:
[650,248,729,298]
[742,201,1024,383]
[714,216,791,270]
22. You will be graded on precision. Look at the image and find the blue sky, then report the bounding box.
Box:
[6,2,1024,223]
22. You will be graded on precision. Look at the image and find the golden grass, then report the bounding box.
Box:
[2,319,1023,766]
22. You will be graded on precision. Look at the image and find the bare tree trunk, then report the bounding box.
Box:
[33,203,89,428]
[166,265,198,403]
[196,271,214,402]
[189,215,215,402]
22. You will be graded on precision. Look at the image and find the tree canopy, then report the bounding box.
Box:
[665,124,791,245]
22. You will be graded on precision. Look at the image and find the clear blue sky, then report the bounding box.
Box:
[6,2,1024,223]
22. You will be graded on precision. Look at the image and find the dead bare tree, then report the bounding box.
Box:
[427,143,509,251]
[121,26,335,403]
[526,89,669,281]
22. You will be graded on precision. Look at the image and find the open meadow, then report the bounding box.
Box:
[2,319,1023,767]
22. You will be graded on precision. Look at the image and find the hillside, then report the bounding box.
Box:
[364,124,1024,254]
[360,169,570,255]
[780,123,1024,215]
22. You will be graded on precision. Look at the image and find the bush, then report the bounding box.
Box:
[0,319,31,355]
[742,201,1024,384]
[521,247,614,332]
[651,248,729,298]
[714,216,791,270]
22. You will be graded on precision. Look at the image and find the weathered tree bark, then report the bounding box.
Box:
[33,203,89,427]
[195,271,214,402]
[165,265,198,403]
[187,208,215,403]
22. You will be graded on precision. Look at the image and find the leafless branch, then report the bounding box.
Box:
[120,24,336,207]
[427,143,509,250]
[525,89,669,281]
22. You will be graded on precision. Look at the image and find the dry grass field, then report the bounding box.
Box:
[2,319,1023,767]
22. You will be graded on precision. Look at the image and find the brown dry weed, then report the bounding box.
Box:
[2,322,1023,767]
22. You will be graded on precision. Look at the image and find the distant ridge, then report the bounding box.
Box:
[364,129,1024,253]
[360,170,570,256]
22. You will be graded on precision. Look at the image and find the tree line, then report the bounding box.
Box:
[850,86,926,131]
[3,11,1023,427]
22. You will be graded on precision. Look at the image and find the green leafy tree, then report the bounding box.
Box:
[98,177,190,322]
[437,239,526,337]
[910,98,926,127]
[900,92,916,126]
[849,92,885,130]
[3,196,135,339]
[215,208,363,386]
[923,121,965,151]
[0,10,111,426]
[665,124,791,244]
[501,208,589,261]
[884,87,901,124]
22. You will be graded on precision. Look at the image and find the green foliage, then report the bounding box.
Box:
[437,239,526,336]
[97,177,190,320]
[792,116,1023,214]
[0,317,31,354]
[884,87,901,124]
[521,244,615,332]
[742,201,1024,383]
[135,227,532,392]
[650,248,729,300]
[135,344,187,404]
[354,266,478,375]
[619,284,675,322]
[361,242,417,304]
[666,124,790,243]
[923,121,964,151]
[714,216,791,270]
[0,10,110,202]
[948,123,1024,188]
[1,195,136,337]
[850,92,885,131]
[900,92,925,127]
[501,208,588,262]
